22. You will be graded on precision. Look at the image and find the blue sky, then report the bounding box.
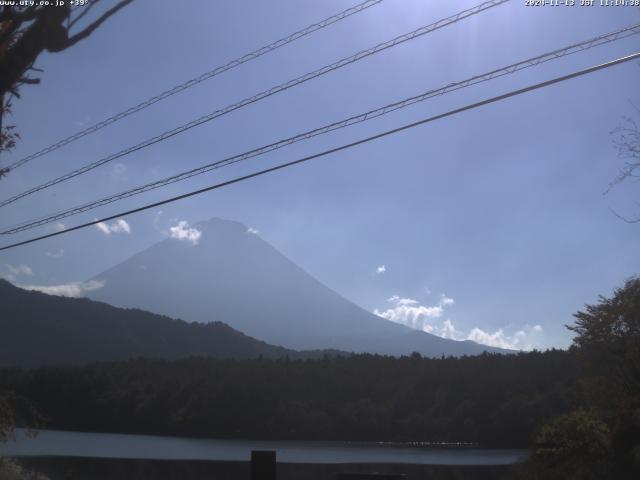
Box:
[1,0,639,350]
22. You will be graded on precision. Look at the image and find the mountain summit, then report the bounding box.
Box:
[87,218,508,356]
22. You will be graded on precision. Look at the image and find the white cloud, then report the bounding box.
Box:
[5,264,33,276]
[373,294,542,351]
[440,294,454,306]
[467,328,514,350]
[396,298,418,306]
[95,218,130,235]
[96,222,109,234]
[54,222,66,232]
[169,221,201,245]
[247,227,259,235]
[374,295,453,331]
[46,249,65,259]
[439,319,464,340]
[463,324,543,351]
[376,265,386,274]
[112,219,130,233]
[21,280,105,298]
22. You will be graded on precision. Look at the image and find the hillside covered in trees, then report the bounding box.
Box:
[0,350,579,447]
[0,279,339,367]
[1,277,639,479]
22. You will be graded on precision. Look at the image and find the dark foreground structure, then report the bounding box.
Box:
[19,457,512,480]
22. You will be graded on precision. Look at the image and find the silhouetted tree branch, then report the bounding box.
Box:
[608,102,640,222]
[0,0,134,161]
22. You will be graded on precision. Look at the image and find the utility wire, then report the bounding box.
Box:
[1,51,637,253]
[4,0,385,172]
[0,0,509,209]
[2,22,639,235]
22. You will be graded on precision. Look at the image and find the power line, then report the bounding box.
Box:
[1,51,637,253]
[2,22,638,235]
[4,0,385,172]
[0,0,509,209]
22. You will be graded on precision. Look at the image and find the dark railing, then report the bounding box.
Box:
[250,450,407,480]
[251,450,277,480]
[337,475,408,479]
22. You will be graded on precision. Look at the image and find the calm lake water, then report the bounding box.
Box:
[1,429,529,466]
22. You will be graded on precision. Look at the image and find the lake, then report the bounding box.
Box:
[1,429,529,466]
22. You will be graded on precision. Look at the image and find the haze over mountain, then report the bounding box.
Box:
[86,218,509,357]
[0,279,333,367]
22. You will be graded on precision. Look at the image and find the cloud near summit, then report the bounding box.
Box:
[169,221,202,245]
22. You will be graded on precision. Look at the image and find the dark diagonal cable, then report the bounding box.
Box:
[2,22,638,235]
[1,51,637,252]
[5,0,385,171]
[0,0,509,208]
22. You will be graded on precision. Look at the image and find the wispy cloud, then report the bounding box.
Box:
[95,218,131,235]
[466,324,544,351]
[20,280,105,298]
[169,221,201,245]
[53,222,66,232]
[1,264,34,283]
[374,294,542,351]
[46,249,65,259]
[376,265,386,274]
[5,264,34,276]
[247,227,259,234]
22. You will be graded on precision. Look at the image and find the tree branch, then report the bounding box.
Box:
[62,0,134,50]
[608,207,640,224]
[68,0,99,29]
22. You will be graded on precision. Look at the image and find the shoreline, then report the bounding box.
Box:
[2,429,530,465]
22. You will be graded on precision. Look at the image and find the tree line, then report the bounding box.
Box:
[1,277,639,479]
[0,349,580,447]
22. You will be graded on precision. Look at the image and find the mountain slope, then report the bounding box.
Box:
[86,218,509,357]
[0,279,324,367]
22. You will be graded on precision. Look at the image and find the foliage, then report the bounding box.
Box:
[0,279,335,367]
[530,409,612,479]
[512,277,640,479]
[568,277,640,475]
[0,458,49,480]
[0,1,134,99]
[0,100,18,154]
[568,277,640,396]
[0,393,15,442]
[0,1,133,162]
[0,349,581,448]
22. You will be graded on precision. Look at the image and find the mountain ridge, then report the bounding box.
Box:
[0,279,341,367]
[86,217,511,357]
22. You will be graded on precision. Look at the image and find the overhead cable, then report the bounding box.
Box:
[2,22,638,235]
[1,50,637,252]
[0,0,509,208]
[4,0,385,171]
